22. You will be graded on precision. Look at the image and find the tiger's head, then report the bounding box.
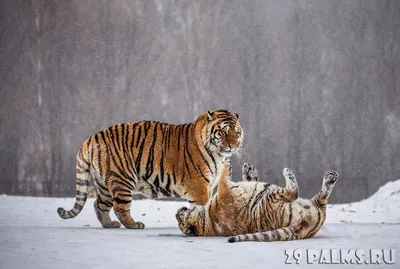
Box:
[198,109,244,157]
[175,206,206,236]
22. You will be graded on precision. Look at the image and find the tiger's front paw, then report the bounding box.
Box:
[242,162,258,181]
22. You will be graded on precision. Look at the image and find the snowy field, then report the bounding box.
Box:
[1,180,400,269]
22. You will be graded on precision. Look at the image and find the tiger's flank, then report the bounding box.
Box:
[57,109,243,229]
[176,160,339,243]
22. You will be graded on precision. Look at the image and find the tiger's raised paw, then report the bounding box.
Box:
[242,162,259,182]
[323,170,339,186]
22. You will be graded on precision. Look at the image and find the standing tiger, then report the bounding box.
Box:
[57,109,243,229]
[176,160,339,242]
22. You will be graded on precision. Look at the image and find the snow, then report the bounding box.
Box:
[1,180,400,269]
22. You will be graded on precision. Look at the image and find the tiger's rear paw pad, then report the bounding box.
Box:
[324,171,339,185]
[283,168,295,180]
[243,163,258,181]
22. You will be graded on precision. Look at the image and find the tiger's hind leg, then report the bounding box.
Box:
[270,168,299,202]
[312,170,339,208]
[242,162,259,182]
[93,177,121,228]
[94,195,121,228]
[108,176,145,229]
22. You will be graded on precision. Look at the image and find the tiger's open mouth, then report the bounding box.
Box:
[175,207,187,227]
[183,226,197,236]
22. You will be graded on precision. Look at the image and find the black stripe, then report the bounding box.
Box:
[73,204,83,210]
[282,227,290,238]
[277,191,290,202]
[172,166,177,185]
[205,147,217,173]
[191,130,213,176]
[89,136,94,164]
[109,171,134,191]
[135,123,142,148]
[288,203,293,225]
[95,178,109,193]
[106,128,133,180]
[76,180,89,186]
[177,125,182,151]
[98,131,107,178]
[76,161,86,171]
[113,197,131,204]
[246,183,259,208]
[262,232,270,241]
[98,194,113,207]
[130,122,139,150]
[160,125,166,184]
[185,124,198,175]
[135,128,147,175]
[154,174,160,189]
[96,202,109,212]
[167,125,172,149]
[76,191,86,196]
[145,122,159,180]
[274,230,281,240]
[98,187,112,198]
[115,125,120,151]
[182,125,192,181]
[122,124,136,178]
[197,165,210,183]
[208,202,218,234]
[117,193,133,197]
[201,209,206,235]
[172,190,180,197]
[306,208,321,237]
[165,173,171,192]
[198,130,214,176]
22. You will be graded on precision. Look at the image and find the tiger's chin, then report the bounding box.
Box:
[219,151,234,158]
[218,147,239,158]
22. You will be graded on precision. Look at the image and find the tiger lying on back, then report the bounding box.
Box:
[176,160,339,242]
[57,110,243,229]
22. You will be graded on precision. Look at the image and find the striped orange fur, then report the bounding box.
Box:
[176,160,339,242]
[57,110,243,229]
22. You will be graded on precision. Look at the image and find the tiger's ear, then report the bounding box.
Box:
[207,111,214,121]
[234,113,239,119]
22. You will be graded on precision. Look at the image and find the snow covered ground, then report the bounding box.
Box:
[1,180,400,269]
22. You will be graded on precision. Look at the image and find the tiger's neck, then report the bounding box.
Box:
[191,121,226,178]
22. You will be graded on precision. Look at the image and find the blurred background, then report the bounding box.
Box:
[1,0,399,203]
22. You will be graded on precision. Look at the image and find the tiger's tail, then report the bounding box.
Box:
[227,226,300,243]
[57,144,91,219]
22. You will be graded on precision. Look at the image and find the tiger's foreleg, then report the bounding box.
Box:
[271,168,299,202]
[227,226,301,243]
[108,176,145,229]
